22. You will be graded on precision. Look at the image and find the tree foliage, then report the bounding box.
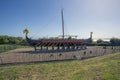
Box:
[97,39,103,44]
[110,38,120,46]
[96,39,110,46]
[95,38,120,46]
[0,35,27,45]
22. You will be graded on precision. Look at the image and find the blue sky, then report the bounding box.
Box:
[0,0,120,40]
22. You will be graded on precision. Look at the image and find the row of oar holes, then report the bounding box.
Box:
[50,54,62,57]
[49,51,93,57]
[84,51,92,55]
[50,54,77,59]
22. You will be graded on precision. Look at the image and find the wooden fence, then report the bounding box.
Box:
[0,46,120,65]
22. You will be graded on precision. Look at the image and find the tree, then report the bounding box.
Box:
[0,35,9,44]
[0,35,27,45]
[96,39,110,46]
[110,38,120,46]
[97,39,103,44]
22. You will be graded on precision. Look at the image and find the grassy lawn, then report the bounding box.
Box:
[0,52,119,80]
[0,44,30,53]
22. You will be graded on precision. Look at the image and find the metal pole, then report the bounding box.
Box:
[61,8,64,39]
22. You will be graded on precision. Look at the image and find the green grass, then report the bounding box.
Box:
[0,44,30,53]
[0,53,119,80]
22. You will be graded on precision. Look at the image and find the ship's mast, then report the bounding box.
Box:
[61,8,65,39]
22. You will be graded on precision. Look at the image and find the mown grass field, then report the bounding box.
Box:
[0,44,30,53]
[0,52,119,80]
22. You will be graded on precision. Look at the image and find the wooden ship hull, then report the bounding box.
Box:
[26,36,92,51]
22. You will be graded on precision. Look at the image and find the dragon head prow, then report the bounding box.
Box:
[23,28,29,36]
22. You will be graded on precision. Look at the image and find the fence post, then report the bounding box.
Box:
[0,56,3,64]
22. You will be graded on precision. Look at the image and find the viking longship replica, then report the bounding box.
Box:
[24,9,93,51]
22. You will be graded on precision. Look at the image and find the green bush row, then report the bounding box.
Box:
[0,44,29,53]
[0,35,27,45]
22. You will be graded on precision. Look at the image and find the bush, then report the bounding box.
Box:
[0,35,27,45]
